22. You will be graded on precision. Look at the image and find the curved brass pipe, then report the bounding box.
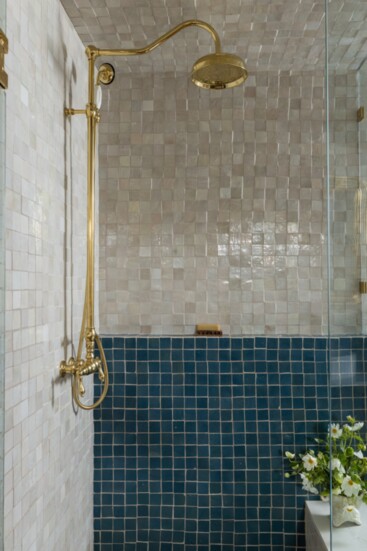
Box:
[60,19,228,410]
[89,19,222,59]
[60,290,109,410]
[72,334,109,410]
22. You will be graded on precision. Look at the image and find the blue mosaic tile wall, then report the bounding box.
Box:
[93,336,367,551]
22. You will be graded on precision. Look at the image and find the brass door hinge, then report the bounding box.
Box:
[0,29,8,89]
[357,106,365,123]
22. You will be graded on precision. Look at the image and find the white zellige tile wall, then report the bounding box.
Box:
[5,1,93,550]
[98,70,360,336]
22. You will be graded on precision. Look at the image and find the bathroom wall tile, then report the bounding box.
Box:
[99,69,360,335]
[94,335,367,551]
[5,1,93,550]
[100,66,361,335]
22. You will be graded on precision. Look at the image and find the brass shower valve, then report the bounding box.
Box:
[79,357,103,377]
[59,357,77,377]
[60,354,104,381]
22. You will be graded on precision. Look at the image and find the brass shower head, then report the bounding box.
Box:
[191,52,248,90]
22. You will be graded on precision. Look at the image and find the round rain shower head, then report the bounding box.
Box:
[191,52,248,90]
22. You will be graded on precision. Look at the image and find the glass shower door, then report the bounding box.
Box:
[0,0,5,549]
[327,0,367,549]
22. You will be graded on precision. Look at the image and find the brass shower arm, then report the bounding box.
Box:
[85,19,223,105]
[85,19,222,61]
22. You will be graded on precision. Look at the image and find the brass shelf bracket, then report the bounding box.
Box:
[0,29,8,89]
[357,107,365,123]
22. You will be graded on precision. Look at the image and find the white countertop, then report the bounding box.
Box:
[305,500,367,550]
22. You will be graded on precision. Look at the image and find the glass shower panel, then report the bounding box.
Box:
[0,0,5,548]
[358,60,367,333]
[327,2,367,550]
[327,2,367,413]
[327,53,361,335]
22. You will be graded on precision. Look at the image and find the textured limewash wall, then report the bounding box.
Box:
[5,1,93,550]
[99,70,330,336]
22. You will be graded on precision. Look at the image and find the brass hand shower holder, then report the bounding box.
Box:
[59,20,247,410]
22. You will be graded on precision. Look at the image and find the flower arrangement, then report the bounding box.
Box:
[285,416,367,503]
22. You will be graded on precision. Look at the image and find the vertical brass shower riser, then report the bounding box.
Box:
[60,20,246,410]
[60,56,109,410]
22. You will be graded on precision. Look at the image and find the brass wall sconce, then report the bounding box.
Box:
[60,19,247,410]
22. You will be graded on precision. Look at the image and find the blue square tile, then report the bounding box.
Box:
[95,334,367,551]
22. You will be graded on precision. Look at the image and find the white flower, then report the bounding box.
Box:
[330,457,345,473]
[341,476,361,497]
[345,422,364,432]
[300,473,319,495]
[330,424,342,439]
[285,451,295,459]
[302,453,317,471]
[354,450,364,459]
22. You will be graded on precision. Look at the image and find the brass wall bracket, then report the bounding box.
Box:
[357,106,365,123]
[359,281,367,294]
[64,106,100,121]
[64,107,87,116]
[0,29,8,89]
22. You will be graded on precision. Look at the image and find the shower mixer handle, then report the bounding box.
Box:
[78,376,85,397]
[60,356,102,376]
[79,357,102,376]
[98,365,105,382]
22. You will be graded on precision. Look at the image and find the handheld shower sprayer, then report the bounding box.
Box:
[60,19,247,410]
